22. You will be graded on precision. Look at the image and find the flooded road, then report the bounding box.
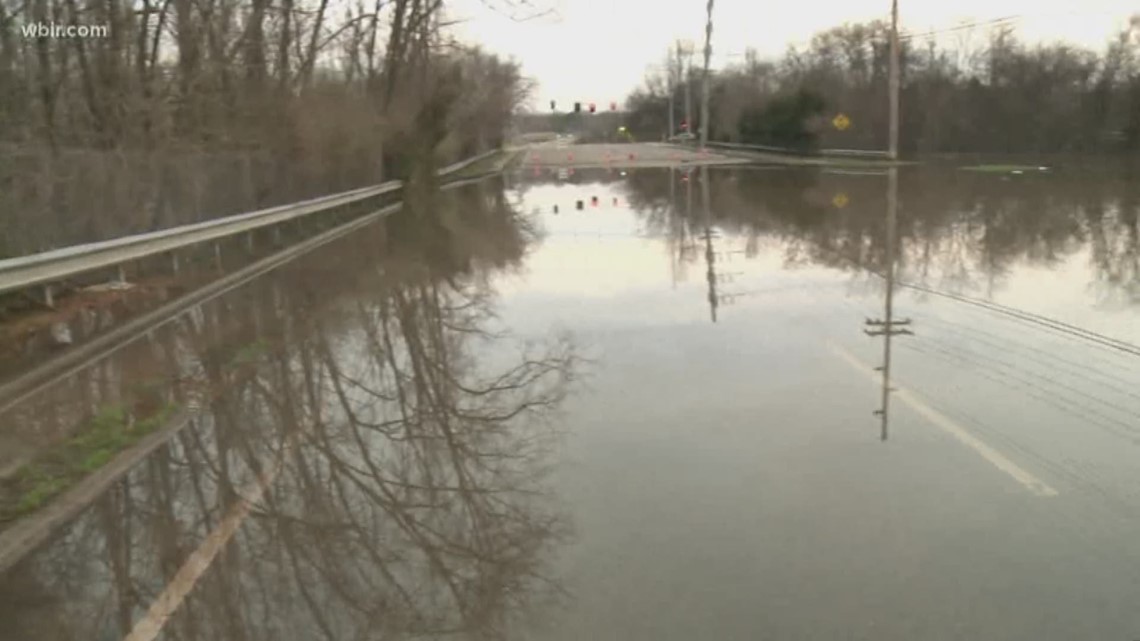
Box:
[2,163,1140,640]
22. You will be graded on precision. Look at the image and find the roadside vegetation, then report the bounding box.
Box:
[0,401,181,522]
[0,0,532,255]
[0,331,275,525]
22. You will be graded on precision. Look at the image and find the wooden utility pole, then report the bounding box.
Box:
[683,42,694,137]
[669,43,679,139]
[699,0,715,149]
[888,0,900,160]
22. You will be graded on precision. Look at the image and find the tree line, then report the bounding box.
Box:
[0,0,531,252]
[626,17,1140,154]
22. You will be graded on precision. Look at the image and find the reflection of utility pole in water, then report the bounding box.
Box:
[684,166,696,260]
[669,167,681,288]
[864,166,912,441]
[701,164,718,323]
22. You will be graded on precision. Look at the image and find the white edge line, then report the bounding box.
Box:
[829,342,1059,498]
[122,446,288,641]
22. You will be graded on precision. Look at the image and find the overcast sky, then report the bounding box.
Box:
[445,0,1138,110]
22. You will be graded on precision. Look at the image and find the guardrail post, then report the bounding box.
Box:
[116,264,127,284]
[43,284,55,308]
[214,242,223,272]
[273,225,282,245]
[246,231,254,253]
[170,251,180,274]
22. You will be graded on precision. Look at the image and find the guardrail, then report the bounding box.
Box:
[820,148,892,159]
[0,149,504,299]
[699,140,891,159]
[437,148,500,176]
[702,141,804,155]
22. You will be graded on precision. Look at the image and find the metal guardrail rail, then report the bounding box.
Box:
[0,149,503,298]
[702,140,802,155]
[700,140,891,159]
[437,148,500,176]
[821,148,892,158]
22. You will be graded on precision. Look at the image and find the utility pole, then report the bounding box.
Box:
[888,0,900,160]
[699,0,715,149]
[863,166,911,441]
[669,42,680,139]
[681,40,694,140]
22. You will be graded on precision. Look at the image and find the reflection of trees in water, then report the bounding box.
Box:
[0,180,580,641]
[1087,188,1140,308]
[623,167,1140,304]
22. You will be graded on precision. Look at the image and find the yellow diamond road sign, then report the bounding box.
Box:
[833,113,851,131]
[832,193,849,209]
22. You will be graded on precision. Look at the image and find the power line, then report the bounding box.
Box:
[898,15,1024,42]
[897,7,1129,42]
[714,7,1129,62]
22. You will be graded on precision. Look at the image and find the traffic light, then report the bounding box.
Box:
[550,100,556,110]
[591,196,599,207]
[610,101,617,111]
[680,119,688,131]
[589,102,596,113]
[576,200,584,211]
[574,102,581,113]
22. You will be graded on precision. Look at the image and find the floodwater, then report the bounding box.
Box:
[1,163,1139,640]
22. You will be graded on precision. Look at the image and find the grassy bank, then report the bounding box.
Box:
[0,401,182,523]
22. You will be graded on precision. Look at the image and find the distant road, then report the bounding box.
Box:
[519,142,750,169]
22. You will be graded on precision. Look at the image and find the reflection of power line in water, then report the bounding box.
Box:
[839,271,1140,431]
[794,222,1140,361]
[899,339,1140,444]
[909,329,1140,425]
[831,278,1140,441]
[906,329,1140,426]
[873,359,1140,528]
[897,280,1140,359]
[918,313,1140,402]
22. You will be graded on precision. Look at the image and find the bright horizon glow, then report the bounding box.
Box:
[445,0,1138,110]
